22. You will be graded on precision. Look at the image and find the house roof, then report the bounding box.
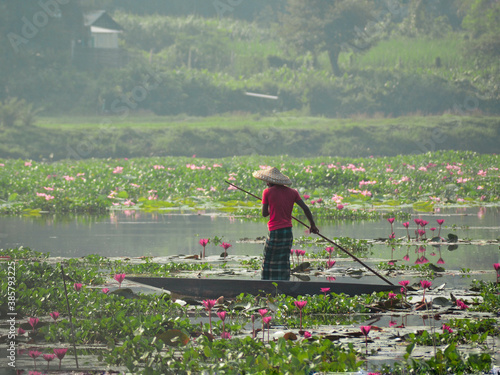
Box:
[84,10,123,31]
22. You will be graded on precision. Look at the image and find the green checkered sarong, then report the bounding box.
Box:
[262,227,293,280]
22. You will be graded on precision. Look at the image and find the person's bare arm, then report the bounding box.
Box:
[262,203,269,217]
[296,199,319,234]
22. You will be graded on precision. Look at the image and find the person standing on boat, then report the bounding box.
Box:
[253,167,319,280]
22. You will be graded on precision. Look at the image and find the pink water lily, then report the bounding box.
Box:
[102,288,110,294]
[402,222,411,241]
[220,242,232,250]
[320,287,330,296]
[29,350,42,369]
[303,331,312,339]
[220,242,232,260]
[360,325,371,336]
[203,299,216,310]
[29,317,39,330]
[360,325,372,353]
[294,300,307,310]
[399,280,410,300]
[216,311,226,321]
[114,273,126,288]
[73,283,82,292]
[442,324,453,334]
[294,300,307,330]
[387,218,395,224]
[456,300,469,310]
[53,348,67,370]
[49,311,59,321]
[203,299,217,334]
[199,238,209,258]
[326,260,336,269]
[43,353,56,370]
[217,310,227,334]
[220,331,231,339]
[436,219,445,237]
[420,280,432,302]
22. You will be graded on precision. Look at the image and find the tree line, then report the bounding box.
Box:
[0,0,499,121]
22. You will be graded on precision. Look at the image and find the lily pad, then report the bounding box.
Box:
[432,297,453,307]
[156,329,190,347]
[110,288,137,299]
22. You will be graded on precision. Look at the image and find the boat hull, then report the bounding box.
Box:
[127,276,399,299]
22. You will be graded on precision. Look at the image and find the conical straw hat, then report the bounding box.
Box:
[252,167,292,186]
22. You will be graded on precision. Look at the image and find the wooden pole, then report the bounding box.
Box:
[225,180,394,286]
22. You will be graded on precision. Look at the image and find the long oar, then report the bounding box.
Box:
[225,181,394,286]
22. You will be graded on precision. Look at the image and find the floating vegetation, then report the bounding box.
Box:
[1,246,499,373]
[0,151,498,214]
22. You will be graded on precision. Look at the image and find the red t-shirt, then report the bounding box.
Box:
[262,185,301,231]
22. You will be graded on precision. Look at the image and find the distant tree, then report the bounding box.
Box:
[396,0,461,37]
[279,0,375,76]
[95,0,287,22]
[0,2,83,103]
[459,0,500,56]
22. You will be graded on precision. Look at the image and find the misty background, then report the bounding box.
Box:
[0,0,499,159]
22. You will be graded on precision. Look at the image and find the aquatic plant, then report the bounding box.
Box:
[294,300,307,331]
[263,316,272,343]
[29,350,42,370]
[203,299,217,334]
[217,310,227,335]
[220,242,232,260]
[420,280,432,303]
[113,273,126,288]
[1,151,497,215]
[53,348,67,370]
[28,317,39,333]
[49,311,59,321]
[360,325,371,354]
[436,219,445,237]
[199,238,209,259]
[43,353,55,370]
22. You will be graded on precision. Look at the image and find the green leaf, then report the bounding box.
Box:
[412,201,434,212]
[117,191,129,199]
[156,329,189,347]
[8,193,18,202]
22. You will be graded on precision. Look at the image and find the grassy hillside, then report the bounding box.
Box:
[1,115,498,161]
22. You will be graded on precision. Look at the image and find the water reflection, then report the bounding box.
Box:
[0,207,498,275]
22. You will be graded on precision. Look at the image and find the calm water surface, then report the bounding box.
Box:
[1,207,498,273]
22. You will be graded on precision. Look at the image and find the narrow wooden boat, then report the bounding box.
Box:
[127,276,399,299]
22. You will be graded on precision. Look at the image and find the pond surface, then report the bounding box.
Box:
[1,206,498,275]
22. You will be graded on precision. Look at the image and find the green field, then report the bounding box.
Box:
[2,114,497,161]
